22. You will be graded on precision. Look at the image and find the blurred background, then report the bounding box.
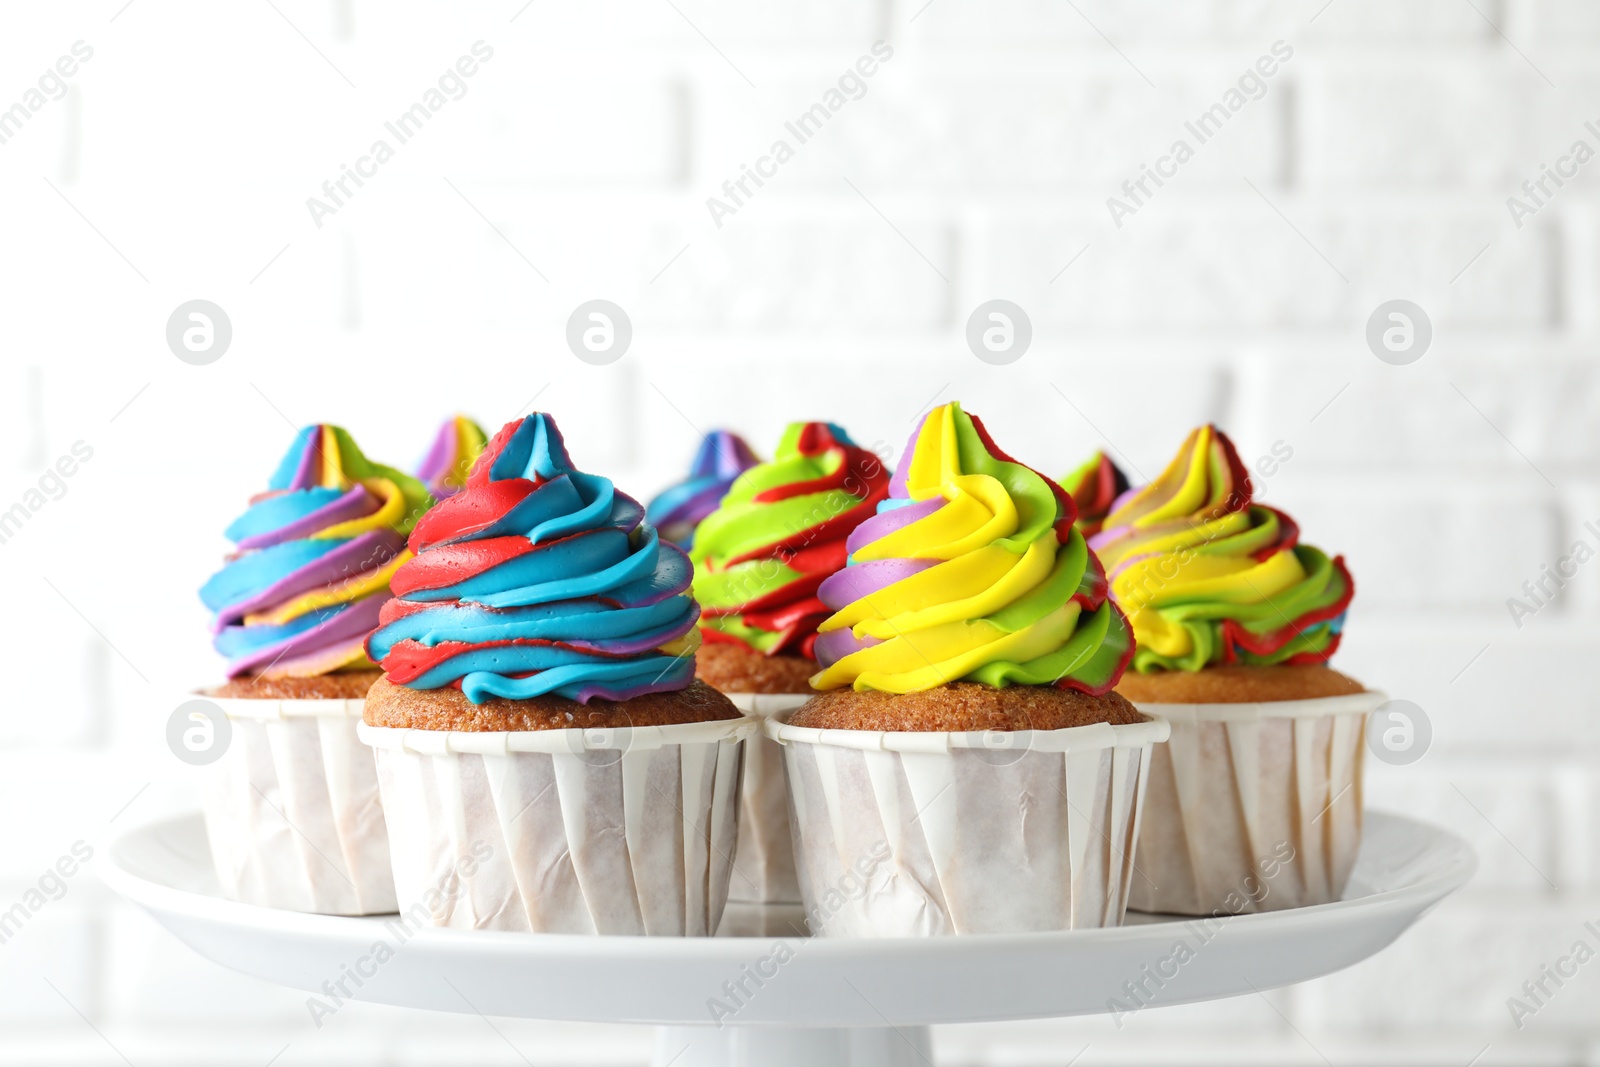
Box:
[1,0,1595,1063]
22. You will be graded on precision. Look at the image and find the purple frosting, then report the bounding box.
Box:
[287,435,320,489]
[416,429,454,487]
[670,484,731,526]
[814,428,948,667]
[567,676,695,704]
[887,419,924,498]
[236,485,379,551]
[813,627,882,667]
[818,557,939,611]
[215,530,404,628]
[847,496,944,555]
[225,593,387,676]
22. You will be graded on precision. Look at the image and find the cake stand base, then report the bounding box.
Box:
[98,810,1475,1067]
[655,1025,931,1067]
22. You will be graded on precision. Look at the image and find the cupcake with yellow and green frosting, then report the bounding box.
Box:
[689,421,888,905]
[1090,425,1380,917]
[800,401,1138,723]
[770,402,1169,937]
[1089,424,1360,703]
[1060,450,1128,538]
[690,421,888,695]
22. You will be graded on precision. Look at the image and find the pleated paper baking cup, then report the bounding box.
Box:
[201,695,397,916]
[1127,691,1384,917]
[724,693,809,905]
[766,713,1170,937]
[358,717,757,935]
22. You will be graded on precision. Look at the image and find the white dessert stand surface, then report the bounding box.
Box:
[101,810,1473,1067]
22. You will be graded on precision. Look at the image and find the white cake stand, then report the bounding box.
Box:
[100,811,1473,1067]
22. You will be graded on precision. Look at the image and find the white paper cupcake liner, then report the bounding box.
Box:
[766,713,1170,937]
[359,717,758,935]
[724,693,810,905]
[201,695,397,916]
[1127,690,1384,916]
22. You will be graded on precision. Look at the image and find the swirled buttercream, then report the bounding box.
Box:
[1091,425,1353,673]
[417,415,487,500]
[646,430,759,549]
[1061,451,1129,537]
[200,425,433,678]
[810,402,1133,695]
[691,422,888,659]
[368,413,700,704]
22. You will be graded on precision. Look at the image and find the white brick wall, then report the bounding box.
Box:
[0,0,1593,1063]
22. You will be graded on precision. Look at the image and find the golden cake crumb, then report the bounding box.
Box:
[1114,663,1366,704]
[695,642,817,695]
[788,681,1147,732]
[363,676,742,731]
[206,670,382,701]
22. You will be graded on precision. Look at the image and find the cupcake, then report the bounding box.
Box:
[415,414,487,500]
[1090,424,1375,915]
[689,421,889,905]
[769,402,1169,937]
[646,429,759,549]
[196,424,432,914]
[359,413,755,935]
[1061,450,1129,537]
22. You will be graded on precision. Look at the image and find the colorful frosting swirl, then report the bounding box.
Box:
[417,414,488,500]
[646,430,759,549]
[811,402,1133,695]
[200,425,433,678]
[1061,451,1129,537]
[367,413,699,704]
[691,422,889,660]
[1091,425,1353,673]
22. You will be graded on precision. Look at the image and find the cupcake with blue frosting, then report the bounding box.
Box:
[197,424,428,915]
[202,424,432,694]
[359,413,754,936]
[646,429,758,549]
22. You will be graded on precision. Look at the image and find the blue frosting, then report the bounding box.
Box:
[372,413,701,704]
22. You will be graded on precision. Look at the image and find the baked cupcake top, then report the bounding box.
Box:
[1091,425,1353,673]
[1061,451,1129,537]
[646,429,759,549]
[810,402,1133,695]
[200,425,433,679]
[416,414,487,500]
[691,422,889,661]
[366,413,700,704]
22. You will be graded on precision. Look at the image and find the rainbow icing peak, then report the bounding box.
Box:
[417,415,488,499]
[811,402,1133,695]
[646,430,759,549]
[367,413,700,704]
[200,425,433,679]
[1091,425,1353,673]
[691,422,889,660]
[1061,451,1130,537]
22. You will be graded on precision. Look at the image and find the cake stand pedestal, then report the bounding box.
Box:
[100,812,1474,1067]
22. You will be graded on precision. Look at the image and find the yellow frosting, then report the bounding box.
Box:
[809,402,1131,695]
